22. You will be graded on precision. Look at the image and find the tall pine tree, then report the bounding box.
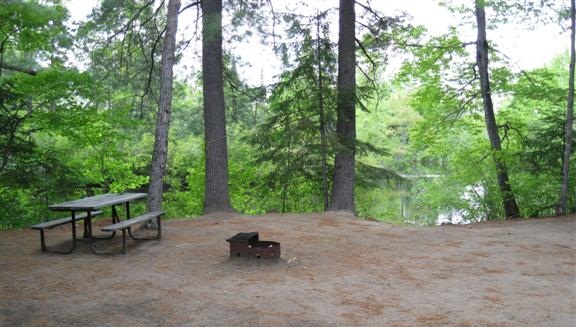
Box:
[329,0,357,213]
[202,0,233,213]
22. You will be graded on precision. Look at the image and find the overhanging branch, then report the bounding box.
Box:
[0,62,38,75]
[179,1,201,14]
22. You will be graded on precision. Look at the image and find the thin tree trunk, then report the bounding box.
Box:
[316,15,329,211]
[148,0,180,215]
[281,184,287,213]
[474,0,520,218]
[329,0,356,213]
[557,0,575,216]
[202,0,233,214]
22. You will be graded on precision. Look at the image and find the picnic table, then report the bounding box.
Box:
[32,193,163,254]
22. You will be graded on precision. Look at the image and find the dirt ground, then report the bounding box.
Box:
[1,212,574,327]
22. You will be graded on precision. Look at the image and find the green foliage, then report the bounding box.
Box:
[0,1,95,228]
[0,1,158,229]
[400,52,574,224]
[246,16,337,212]
[164,154,204,218]
[78,0,168,121]
[439,0,557,27]
[0,0,70,65]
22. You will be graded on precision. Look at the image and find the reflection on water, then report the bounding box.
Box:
[401,184,486,226]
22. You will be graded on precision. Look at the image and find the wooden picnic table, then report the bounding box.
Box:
[40,193,148,254]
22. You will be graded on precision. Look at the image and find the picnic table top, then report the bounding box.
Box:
[48,193,147,211]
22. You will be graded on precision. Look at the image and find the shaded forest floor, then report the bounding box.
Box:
[1,212,575,327]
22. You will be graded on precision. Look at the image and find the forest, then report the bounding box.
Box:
[1,0,574,229]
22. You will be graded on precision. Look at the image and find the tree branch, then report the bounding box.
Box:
[179,1,201,14]
[139,0,166,28]
[0,62,38,75]
[107,0,156,42]
[394,41,475,50]
[355,37,377,68]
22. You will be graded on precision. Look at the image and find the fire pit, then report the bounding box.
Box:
[226,232,281,260]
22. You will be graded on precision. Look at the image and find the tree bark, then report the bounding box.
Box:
[147,0,181,215]
[556,0,575,216]
[474,0,520,218]
[329,0,356,213]
[202,0,233,214]
[316,16,329,211]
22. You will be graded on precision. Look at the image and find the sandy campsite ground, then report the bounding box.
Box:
[0,213,575,327]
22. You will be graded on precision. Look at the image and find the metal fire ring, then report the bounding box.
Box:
[226,232,281,260]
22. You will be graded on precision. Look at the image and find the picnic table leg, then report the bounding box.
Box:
[128,214,162,241]
[122,229,128,254]
[82,211,94,239]
[68,211,77,253]
[82,218,89,238]
[91,208,117,240]
[89,208,122,255]
[112,205,120,223]
[90,227,129,255]
[46,211,77,254]
[39,230,47,251]
[83,222,89,238]
[87,211,93,237]
[157,215,162,240]
[90,207,125,254]
[125,202,131,220]
[35,212,84,254]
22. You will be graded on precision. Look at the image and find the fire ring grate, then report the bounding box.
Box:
[226,232,281,260]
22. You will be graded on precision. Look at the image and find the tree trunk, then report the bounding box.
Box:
[148,0,181,215]
[556,0,575,216]
[202,0,233,214]
[316,16,329,211]
[329,0,356,213]
[474,0,520,218]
